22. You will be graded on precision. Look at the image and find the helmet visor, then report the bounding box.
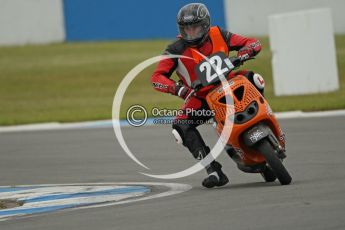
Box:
[179,21,208,42]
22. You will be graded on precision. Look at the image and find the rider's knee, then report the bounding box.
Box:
[172,123,190,145]
[172,128,183,145]
[172,122,208,156]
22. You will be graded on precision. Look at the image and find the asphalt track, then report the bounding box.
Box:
[0,116,345,230]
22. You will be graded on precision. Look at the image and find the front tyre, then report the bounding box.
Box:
[256,139,292,185]
[261,165,277,182]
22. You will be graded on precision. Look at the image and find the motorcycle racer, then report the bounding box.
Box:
[151,3,264,188]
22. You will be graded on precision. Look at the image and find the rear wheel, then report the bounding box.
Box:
[256,139,292,185]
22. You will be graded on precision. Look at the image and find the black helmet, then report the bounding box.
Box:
[177,3,211,46]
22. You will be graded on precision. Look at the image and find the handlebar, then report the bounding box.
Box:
[229,54,253,68]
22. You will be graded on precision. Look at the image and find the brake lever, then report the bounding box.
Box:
[229,56,255,69]
[239,55,255,63]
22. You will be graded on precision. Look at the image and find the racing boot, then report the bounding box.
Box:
[202,161,229,188]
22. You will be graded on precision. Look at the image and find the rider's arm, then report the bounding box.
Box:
[151,39,192,99]
[151,55,193,100]
[219,28,262,57]
[151,57,177,94]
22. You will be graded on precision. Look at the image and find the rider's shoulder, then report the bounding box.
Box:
[216,26,232,42]
[164,38,187,55]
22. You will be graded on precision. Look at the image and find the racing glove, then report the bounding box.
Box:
[237,41,261,59]
[237,47,254,60]
[175,84,194,101]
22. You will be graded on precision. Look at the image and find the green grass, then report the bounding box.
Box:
[0,36,344,126]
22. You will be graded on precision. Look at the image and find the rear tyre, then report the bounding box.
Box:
[256,139,292,185]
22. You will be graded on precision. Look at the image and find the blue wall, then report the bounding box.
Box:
[63,0,225,41]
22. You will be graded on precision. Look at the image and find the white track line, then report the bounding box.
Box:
[0,110,345,133]
[0,182,192,222]
[275,109,345,119]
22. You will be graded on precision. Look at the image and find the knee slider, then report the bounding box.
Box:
[172,123,190,145]
[172,129,183,145]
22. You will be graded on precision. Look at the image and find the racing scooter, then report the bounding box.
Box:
[191,52,292,185]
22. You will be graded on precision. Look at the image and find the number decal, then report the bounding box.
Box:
[199,62,213,83]
[224,58,234,69]
[198,54,232,83]
[195,52,235,87]
[212,55,229,79]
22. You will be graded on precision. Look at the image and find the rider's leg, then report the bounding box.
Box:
[172,96,229,188]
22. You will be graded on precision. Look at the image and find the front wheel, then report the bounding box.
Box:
[256,139,292,185]
[261,165,277,182]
